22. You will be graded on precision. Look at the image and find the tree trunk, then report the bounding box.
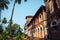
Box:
[0,10,1,22]
[9,0,16,40]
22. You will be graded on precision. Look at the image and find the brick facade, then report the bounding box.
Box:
[24,0,60,40]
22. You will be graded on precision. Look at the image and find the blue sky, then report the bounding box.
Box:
[2,0,44,30]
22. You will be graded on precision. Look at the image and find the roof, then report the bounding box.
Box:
[25,16,33,19]
[27,5,46,26]
[44,0,47,2]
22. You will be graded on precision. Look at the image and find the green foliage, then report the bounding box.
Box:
[3,27,10,40]
[0,0,9,10]
[0,0,27,39]
[0,24,3,34]
[2,18,7,24]
[14,27,25,40]
[0,0,9,22]
[0,18,26,40]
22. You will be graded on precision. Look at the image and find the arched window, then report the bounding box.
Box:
[38,28,39,31]
[38,27,40,31]
[51,20,58,32]
[40,14,42,21]
[51,20,58,27]
[40,27,42,31]
[41,27,42,31]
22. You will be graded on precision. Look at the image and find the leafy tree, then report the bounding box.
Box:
[2,23,24,40]
[0,24,3,40]
[14,26,24,40]
[9,0,27,40]
[8,23,24,40]
[0,24,3,34]
[0,0,9,22]
[3,27,10,40]
[0,17,25,40]
[11,23,20,35]
[0,18,8,40]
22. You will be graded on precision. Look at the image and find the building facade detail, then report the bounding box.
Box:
[24,0,60,40]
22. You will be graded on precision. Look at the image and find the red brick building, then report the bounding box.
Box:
[24,0,60,40]
[24,6,48,40]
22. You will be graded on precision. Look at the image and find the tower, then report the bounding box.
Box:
[44,0,60,40]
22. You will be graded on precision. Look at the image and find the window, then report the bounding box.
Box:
[40,14,42,21]
[40,27,42,31]
[40,15,42,18]
[51,20,58,27]
[52,21,57,25]
[38,28,39,31]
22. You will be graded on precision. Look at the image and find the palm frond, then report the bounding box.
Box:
[24,0,27,2]
[15,0,21,4]
[0,4,4,10]
[4,3,8,9]
[0,0,9,10]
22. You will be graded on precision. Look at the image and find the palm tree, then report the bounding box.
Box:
[10,0,27,22]
[9,0,27,40]
[0,0,9,22]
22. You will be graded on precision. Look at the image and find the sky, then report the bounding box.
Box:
[2,0,44,30]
